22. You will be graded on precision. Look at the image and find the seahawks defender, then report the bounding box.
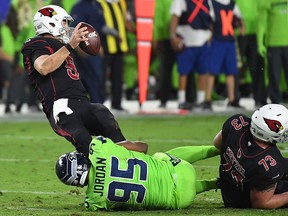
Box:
[214,104,288,209]
[21,5,138,157]
[56,136,219,210]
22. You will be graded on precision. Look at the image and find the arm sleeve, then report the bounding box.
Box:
[250,164,282,190]
[233,4,242,18]
[249,148,286,190]
[257,0,268,46]
[221,114,250,148]
[170,0,185,17]
[222,114,242,137]
[22,39,53,64]
[31,44,53,63]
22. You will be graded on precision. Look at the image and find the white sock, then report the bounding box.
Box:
[197,90,205,104]
[178,90,185,103]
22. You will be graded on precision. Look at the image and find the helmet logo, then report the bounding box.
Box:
[38,7,57,17]
[263,117,283,133]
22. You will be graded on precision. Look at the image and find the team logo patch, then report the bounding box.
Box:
[263,118,283,133]
[38,7,57,17]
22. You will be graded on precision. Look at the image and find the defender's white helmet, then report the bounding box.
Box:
[33,5,73,43]
[250,104,288,143]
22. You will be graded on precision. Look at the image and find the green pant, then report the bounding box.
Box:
[153,146,219,209]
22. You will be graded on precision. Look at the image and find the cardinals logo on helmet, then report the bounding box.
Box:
[263,118,283,133]
[38,7,57,17]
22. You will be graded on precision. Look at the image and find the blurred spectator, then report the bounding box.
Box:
[235,0,267,107]
[70,0,106,103]
[0,0,11,24]
[153,0,176,108]
[0,24,12,104]
[0,1,11,101]
[123,1,138,101]
[170,0,212,110]
[205,0,245,110]
[257,0,288,104]
[5,0,42,113]
[50,0,77,13]
[98,0,129,112]
[16,0,42,112]
[3,5,22,113]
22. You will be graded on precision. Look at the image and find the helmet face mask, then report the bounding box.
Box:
[250,104,288,144]
[56,151,90,187]
[33,5,74,44]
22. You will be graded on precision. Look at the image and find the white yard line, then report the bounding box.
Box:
[7,207,53,211]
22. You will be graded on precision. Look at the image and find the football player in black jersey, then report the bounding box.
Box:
[214,104,288,209]
[21,5,144,157]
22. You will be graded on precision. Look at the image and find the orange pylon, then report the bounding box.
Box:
[135,0,155,106]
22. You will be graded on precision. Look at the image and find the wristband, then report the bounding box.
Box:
[64,43,74,53]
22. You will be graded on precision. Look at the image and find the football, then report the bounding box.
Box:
[79,22,101,56]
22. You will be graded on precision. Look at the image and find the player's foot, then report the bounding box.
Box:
[227,100,245,111]
[178,102,193,110]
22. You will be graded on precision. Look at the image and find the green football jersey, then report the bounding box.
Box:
[235,0,259,35]
[153,0,173,40]
[84,137,196,210]
[258,0,288,46]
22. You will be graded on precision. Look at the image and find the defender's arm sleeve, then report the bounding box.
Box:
[257,0,268,47]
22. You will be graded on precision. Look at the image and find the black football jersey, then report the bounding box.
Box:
[21,36,88,115]
[219,114,288,208]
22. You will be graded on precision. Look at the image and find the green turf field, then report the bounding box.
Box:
[1,114,288,216]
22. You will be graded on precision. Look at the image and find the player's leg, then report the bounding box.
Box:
[165,146,219,163]
[84,103,126,142]
[225,41,238,104]
[177,48,195,109]
[173,160,197,208]
[48,110,92,157]
[195,179,218,194]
